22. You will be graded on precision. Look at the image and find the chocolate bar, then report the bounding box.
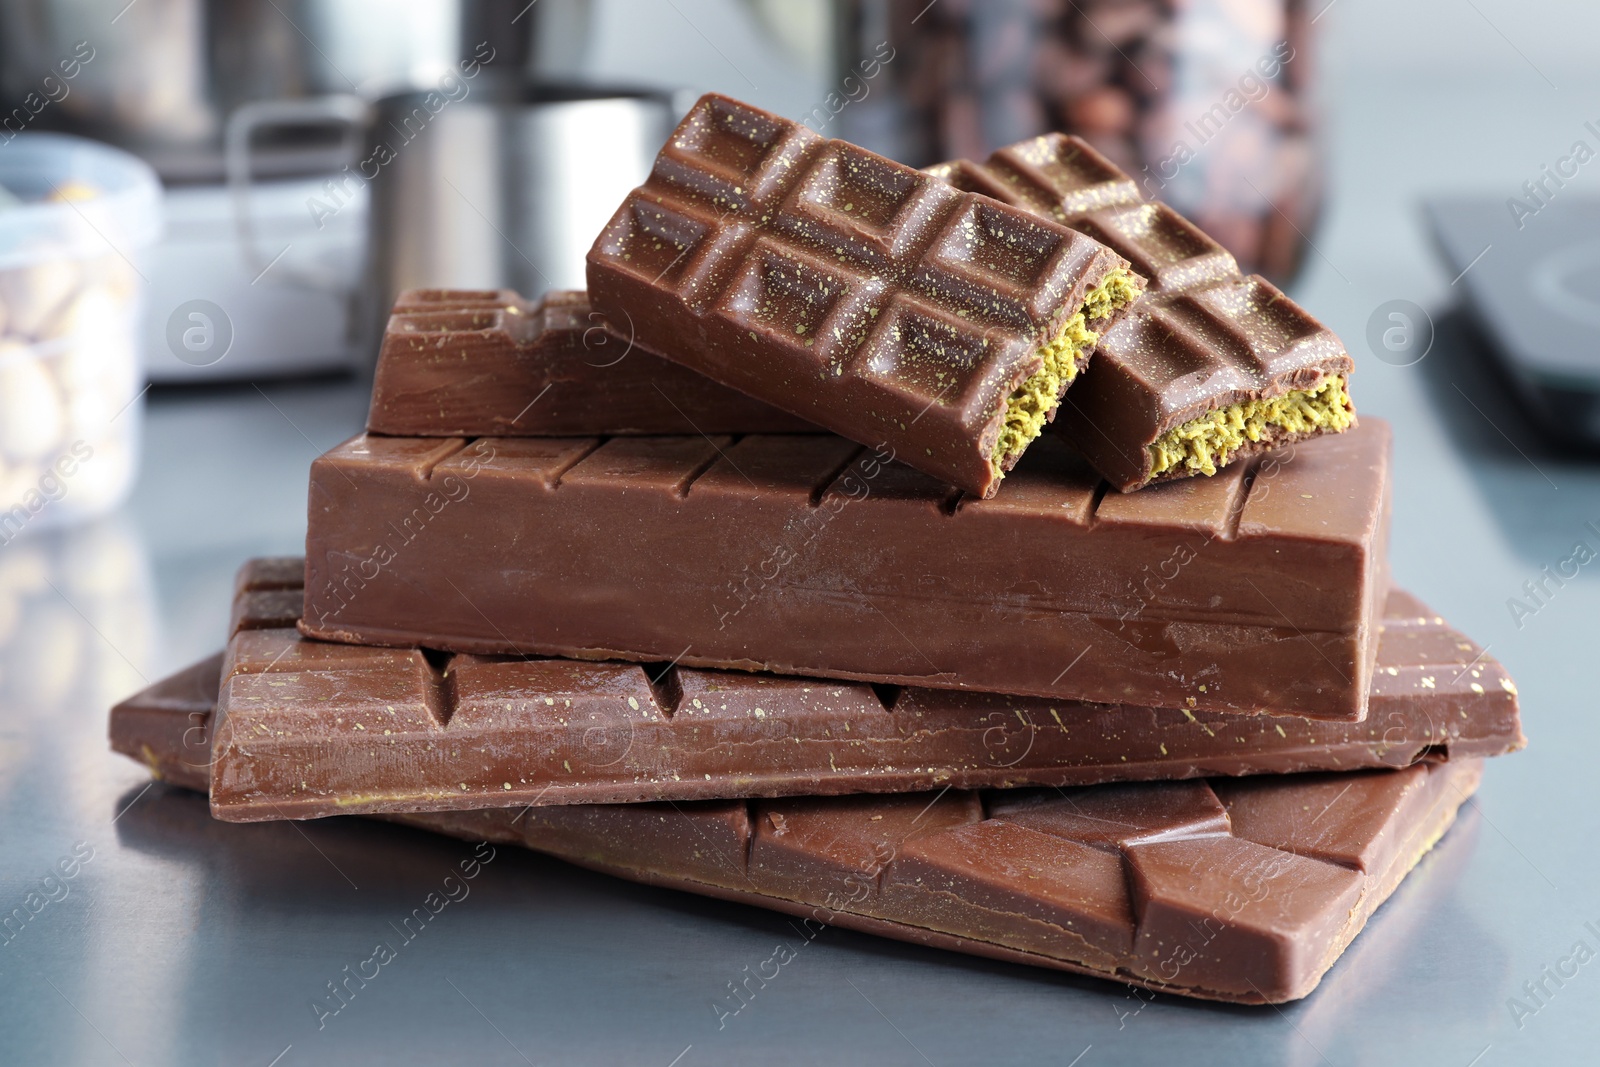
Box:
[369,135,1345,493]
[217,558,1518,820]
[926,134,1354,491]
[367,288,817,437]
[302,419,1391,721]
[585,93,1145,499]
[110,663,1484,1004]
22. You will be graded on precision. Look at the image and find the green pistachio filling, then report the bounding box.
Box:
[1147,375,1355,480]
[990,268,1141,473]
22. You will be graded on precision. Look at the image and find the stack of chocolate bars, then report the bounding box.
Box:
[110,95,1523,1005]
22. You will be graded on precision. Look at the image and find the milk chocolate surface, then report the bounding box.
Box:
[586,93,1144,499]
[110,664,1483,1004]
[369,131,1348,494]
[368,288,816,437]
[928,135,1354,491]
[302,420,1391,721]
[216,559,1517,820]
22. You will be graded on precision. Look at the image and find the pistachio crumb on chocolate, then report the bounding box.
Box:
[991,268,1142,474]
[1147,376,1355,481]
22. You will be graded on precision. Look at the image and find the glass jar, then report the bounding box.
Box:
[0,134,161,539]
[835,0,1319,282]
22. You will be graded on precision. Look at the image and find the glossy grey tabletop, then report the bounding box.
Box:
[6,14,1600,1067]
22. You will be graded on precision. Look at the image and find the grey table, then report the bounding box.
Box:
[7,31,1600,1067]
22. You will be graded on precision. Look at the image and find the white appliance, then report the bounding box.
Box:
[143,177,366,381]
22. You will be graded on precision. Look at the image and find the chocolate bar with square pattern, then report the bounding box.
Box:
[927,134,1355,491]
[300,419,1391,721]
[367,288,817,437]
[205,557,1519,821]
[585,93,1145,499]
[110,662,1484,1004]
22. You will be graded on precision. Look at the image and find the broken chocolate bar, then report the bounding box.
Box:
[368,288,817,437]
[364,136,1347,493]
[215,558,1518,820]
[585,93,1145,499]
[110,664,1484,1004]
[927,134,1354,491]
[302,419,1391,721]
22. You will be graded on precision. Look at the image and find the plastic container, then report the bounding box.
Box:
[0,134,161,539]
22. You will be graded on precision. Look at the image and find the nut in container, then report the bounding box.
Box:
[0,134,162,539]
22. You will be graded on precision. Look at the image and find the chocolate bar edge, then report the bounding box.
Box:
[298,420,1393,721]
[367,288,822,438]
[459,759,1480,1005]
[214,554,1521,821]
[109,657,1486,1004]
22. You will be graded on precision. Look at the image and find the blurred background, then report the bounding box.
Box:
[2,2,1599,1063]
